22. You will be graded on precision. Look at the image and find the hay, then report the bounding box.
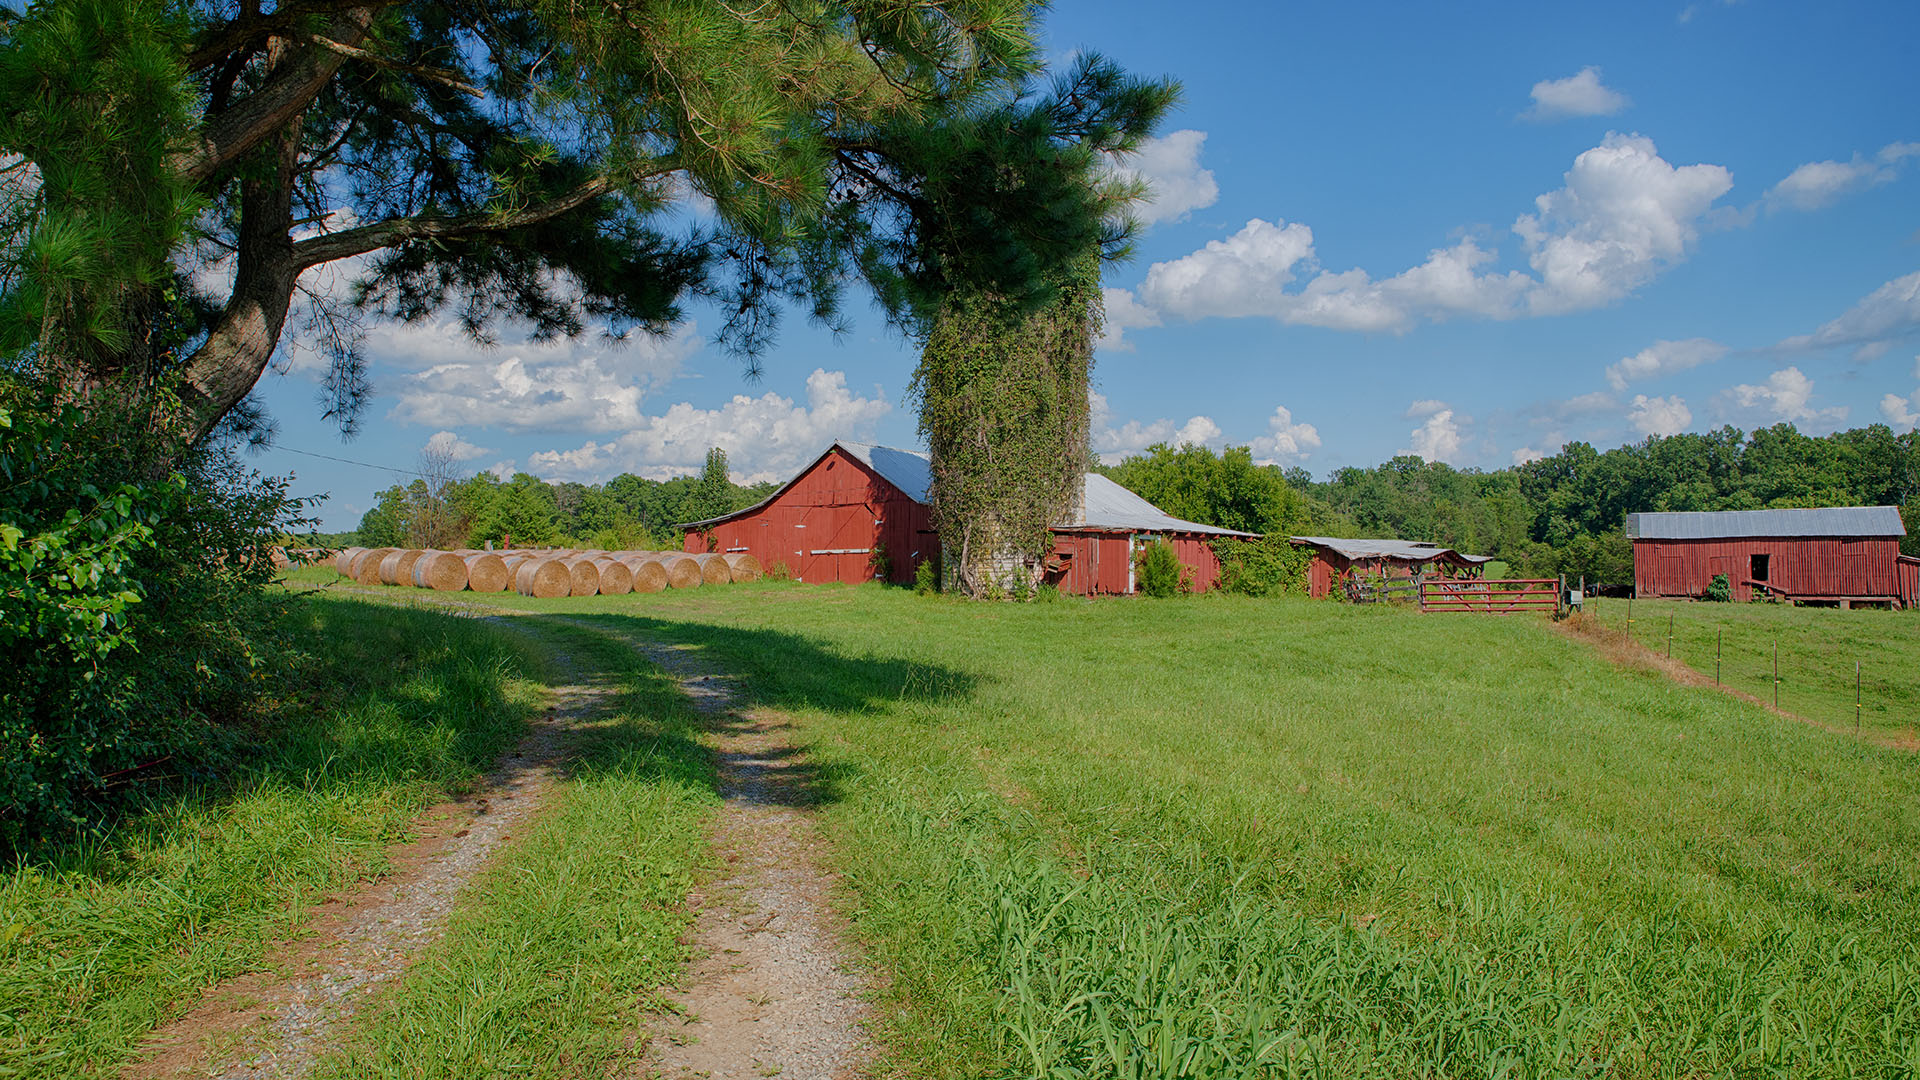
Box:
[560,557,601,597]
[722,553,763,582]
[334,547,364,575]
[689,553,733,585]
[382,549,426,586]
[628,559,669,593]
[356,548,398,585]
[591,558,633,596]
[413,550,470,591]
[463,552,510,593]
[654,553,704,590]
[515,558,571,599]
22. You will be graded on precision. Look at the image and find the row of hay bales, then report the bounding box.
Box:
[329,546,761,598]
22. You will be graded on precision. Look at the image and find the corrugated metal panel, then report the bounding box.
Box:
[1290,537,1493,563]
[1627,506,1905,539]
[1067,474,1257,537]
[1633,536,1902,598]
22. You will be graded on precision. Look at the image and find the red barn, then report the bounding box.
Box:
[1627,507,1916,607]
[680,441,1253,595]
[1288,537,1492,600]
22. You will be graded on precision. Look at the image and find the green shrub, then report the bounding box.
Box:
[1134,539,1184,598]
[913,555,941,595]
[869,539,892,582]
[1704,572,1731,602]
[1211,534,1311,596]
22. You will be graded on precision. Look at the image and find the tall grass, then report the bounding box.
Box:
[509,585,1920,1078]
[0,595,541,1078]
[312,620,716,1079]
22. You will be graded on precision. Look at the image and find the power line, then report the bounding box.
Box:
[274,445,439,480]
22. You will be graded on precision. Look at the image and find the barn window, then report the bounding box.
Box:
[1750,553,1770,582]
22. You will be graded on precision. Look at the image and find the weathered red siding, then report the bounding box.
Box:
[1632,537,1903,600]
[1049,532,1133,595]
[683,448,931,585]
[1900,556,1919,608]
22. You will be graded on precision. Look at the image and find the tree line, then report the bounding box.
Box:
[1100,421,1920,588]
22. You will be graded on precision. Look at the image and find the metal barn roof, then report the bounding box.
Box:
[1289,536,1494,564]
[679,441,1255,536]
[1626,506,1906,540]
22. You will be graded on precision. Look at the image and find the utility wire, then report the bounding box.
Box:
[273,445,440,480]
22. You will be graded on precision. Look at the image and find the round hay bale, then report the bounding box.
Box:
[413,550,470,591]
[334,547,364,575]
[559,557,600,597]
[355,548,398,585]
[591,558,633,596]
[514,558,571,599]
[462,552,510,593]
[654,553,704,590]
[722,553,763,582]
[628,559,668,593]
[382,548,426,586]
[688,553,733,585]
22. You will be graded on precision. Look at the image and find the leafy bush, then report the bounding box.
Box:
[1704,573,1731,602]
[1211,534,1312,596]
[869,539,892,582]
[913,555,941,595]
[1134,539,1184,598]
[766,560,793,582]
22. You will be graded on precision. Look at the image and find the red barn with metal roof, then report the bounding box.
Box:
[1627,507,1916,607]
[680,441,1254,595]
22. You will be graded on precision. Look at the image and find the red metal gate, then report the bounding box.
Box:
[1420,578,1559,614]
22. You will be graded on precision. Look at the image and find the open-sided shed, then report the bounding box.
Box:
[1289,537,1492,600]
[1628,506,1914,607]
[680,441,1254,595]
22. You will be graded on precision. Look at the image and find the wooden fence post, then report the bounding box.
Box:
[1666,614,1674,658]
[1856,661,1863,737]
[1715,629,1722,685]
[1773,639,1780,709]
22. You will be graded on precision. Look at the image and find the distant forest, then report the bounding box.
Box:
[331,422,1920,587]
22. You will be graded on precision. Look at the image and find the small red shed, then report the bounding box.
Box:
[1627,507,1914,607]
[680,441,1253,595]
[1288,537,1492,600]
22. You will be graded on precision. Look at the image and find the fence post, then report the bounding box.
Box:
[1558,575,1565,617]
[1626,597,1634,643]
[1666,614,1673,658]
[1715,629,1722,685]
[1856,661,1863,737]
[1773,639,1780,709]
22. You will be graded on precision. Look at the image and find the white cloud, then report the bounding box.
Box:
[1106,129,1220,226]
[1627,393,1693,436]
[1560,391,1619,416]
[1879,391,1919,431]
[486,460,517,480]
[1721,366,1848,429]
[1096,287,1162,351]
[386,323,701,433]
[1778,271,1920,355]
[1088,391,1222,462]
[1765,141,1920,212]
[1401,405,1464,463]
[1523,67,1630,121]
[423,430,490,462]
[1248,405,1322,465]
[1404,398,1449,418]
[1605,337,1729,390]
[1511,445,1549,465]
[523,368,890,484]
[1516,133,1733,314]
[1122,134,1727,334]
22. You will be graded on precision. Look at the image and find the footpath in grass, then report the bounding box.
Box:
[1586,595,1920,742]
[310,616,715,1080]
[502,582,1920,1079]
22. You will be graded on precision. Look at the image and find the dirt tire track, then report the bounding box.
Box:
[123,630,609,1080]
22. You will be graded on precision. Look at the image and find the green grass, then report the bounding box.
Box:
[0,594,542,1078]
[312,618,716,1079]
[1586,595,1920,740]
[445,581,1920,1078]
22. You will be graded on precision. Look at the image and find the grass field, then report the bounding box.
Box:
[1585,594,1920,742]
[399,577,1920,1078]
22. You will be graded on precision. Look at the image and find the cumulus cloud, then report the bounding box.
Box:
[1105,129,1220,226]
[1720,366,1848,429]
[1122,134,1728,334]
[423,430,490,462]
[386,323,702,432]
[1088,391,1222,463]
[1559,391,1619,416]
[1766,141,1920,212]
[524,369,890,483]
[1516,133,1733,314]
[1605,337,1729,390]
[1096,287,1163,351]
[1880,391,1919,430]
[1523,67,1630,121]
[1627,393,1692,436]
[1778,271,1920,356]
[1401,404,1464,463]
[1248,405,1322,465]
[1511,445,1550,465]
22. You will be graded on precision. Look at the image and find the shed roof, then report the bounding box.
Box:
[679,441,1255,536]
[1626,506,1906,540]
[1289,536,1494,564]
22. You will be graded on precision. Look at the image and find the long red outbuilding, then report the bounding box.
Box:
[679,441,1255,595]
[1628,506,1918,607]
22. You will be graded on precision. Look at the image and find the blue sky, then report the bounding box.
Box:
[248,1,1920,531]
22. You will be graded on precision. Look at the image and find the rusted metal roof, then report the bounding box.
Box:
[1289,536,1494,564]
[1627,506,1906,539]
